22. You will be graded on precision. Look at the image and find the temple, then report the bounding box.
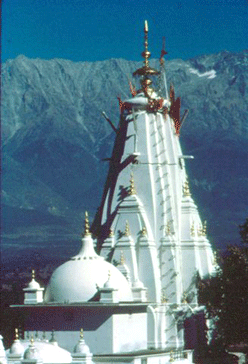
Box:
[1,21,216,364]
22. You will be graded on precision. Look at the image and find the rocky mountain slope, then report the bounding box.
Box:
[2,51,248,264]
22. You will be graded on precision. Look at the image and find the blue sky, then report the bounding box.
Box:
[2,0,248,63]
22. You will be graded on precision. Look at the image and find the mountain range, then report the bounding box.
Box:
[2,51,248,266]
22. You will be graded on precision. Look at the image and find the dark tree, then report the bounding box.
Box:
[198,219,248,354]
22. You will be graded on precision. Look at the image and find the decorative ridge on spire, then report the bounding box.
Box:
[84,211,91,237]
[129,173,136,195]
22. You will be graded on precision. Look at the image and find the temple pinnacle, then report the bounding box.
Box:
[80,328,84,339]
[124,221,131,236]
[15,328,19,340]
[84,211,91,237]
[129,173,136,195]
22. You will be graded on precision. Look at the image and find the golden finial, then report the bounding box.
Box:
[124,221,131,236]
[108,270,111,280]
[141,226,147,236]
[202,220,207,236]
[15,328,19,340]
[142,20,150,70]
[84,211,91,237]
[120,251,125,265]
[30,336,34,346]
[132,21,159,94]
[80,328,84,339]
[32,269,35,280]
[169,350,175,362]
[190,222,195,237]
[165,221,171,235]
[161,291,168,303]
[108,228,114,237]
[182,292,187,304]
[183,179,191,197]
[129,173,136,195]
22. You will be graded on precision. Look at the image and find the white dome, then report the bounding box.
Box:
[9,339,24,356]
[44,235,133,303]
[74,339,90,354]
[26,278,41,290]
[24,344,40,360]
[8,341,72,363]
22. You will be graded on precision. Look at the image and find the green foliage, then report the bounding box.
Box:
[198,219,248,349]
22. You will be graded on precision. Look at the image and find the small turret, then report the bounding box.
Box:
[23,270,44,304]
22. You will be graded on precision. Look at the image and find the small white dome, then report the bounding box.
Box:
[26,278,41,290]
[44,235,133,303]
[24,343,40,360]
[8,340,72,363]
[74,339,90,354]
[9,339,24,356]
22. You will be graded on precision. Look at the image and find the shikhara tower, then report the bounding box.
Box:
[92,20,215,347]
[4,21,217,364]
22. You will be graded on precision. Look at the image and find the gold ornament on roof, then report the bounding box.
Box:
[120,251,125,265]
[183,179,191,197]
[182,292,187,304]
[141,226,147,236]
[32,269,35,280]
[190,222,195,237]
[108,270,111,280]
[124,221,131,237]
[165,221,171,235]
[15,328,19,340]
[169,350,175,362]
[84,211,91,237]
[132,21,159,95]
[129,173,136,195]
[30,336,34,346]
[108,228,114,238]
[202,220,207,236]
[80,328,84,339]
[161,291,168,303]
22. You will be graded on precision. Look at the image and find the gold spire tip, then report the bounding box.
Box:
[15,328,19,340]
[32,269,35,279]
[30,336,34,345]
[84,211,91,237]
[80,328,84,339]
[144,20,148,32]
